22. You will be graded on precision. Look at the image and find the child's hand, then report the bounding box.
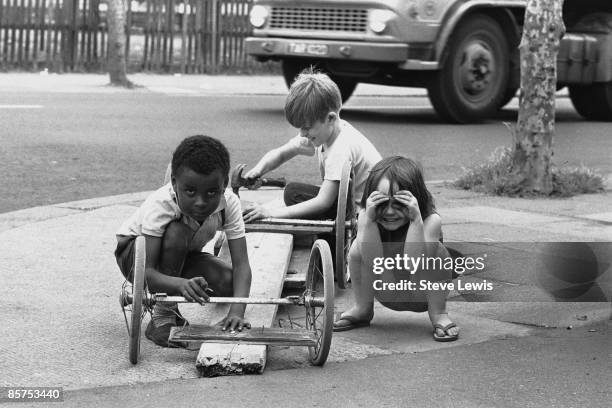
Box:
[242,203,270,223]
[393,190,421,222]
[242,166,261,180]
[219,315,251,332]
[178,277,210,305]
[364,191,389,222]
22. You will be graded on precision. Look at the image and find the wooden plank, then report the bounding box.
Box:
[170,325,316,347]
[195,232,293,377]
[246,224,332,234]
[250,218,335,228]
[285,246,309,288]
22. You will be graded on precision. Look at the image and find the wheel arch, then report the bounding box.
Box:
[434,2,523,65]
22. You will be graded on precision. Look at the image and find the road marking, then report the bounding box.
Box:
[0,104,44,109]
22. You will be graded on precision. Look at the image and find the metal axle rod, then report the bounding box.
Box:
[154,295,302,305]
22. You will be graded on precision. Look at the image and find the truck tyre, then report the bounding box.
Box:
[569,82,612,121]
[428,14,509,123]
[282,59,357,103]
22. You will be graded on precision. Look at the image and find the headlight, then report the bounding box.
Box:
[369,9,395,34]
[249,5,269,28]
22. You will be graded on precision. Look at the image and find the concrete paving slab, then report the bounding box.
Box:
[534,220,612,241]
[438,189,612,221]
[582,212,612,223]
[56,192,152,211]
[444,206,567,226]
[442,221,592,242]
[450,302,611,328]
[332,306,532,353]
[0,206,82,232]
[451,277,611,303]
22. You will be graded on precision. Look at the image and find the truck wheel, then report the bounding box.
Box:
[428,14,509,123]
[569,82,612,121]
[282,59,357,103]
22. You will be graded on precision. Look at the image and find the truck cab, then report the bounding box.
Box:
[246,0,612,123]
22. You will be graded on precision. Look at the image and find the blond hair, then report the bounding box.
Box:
[284,68,342,128]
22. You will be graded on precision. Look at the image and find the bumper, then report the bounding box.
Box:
[246,37,408,63]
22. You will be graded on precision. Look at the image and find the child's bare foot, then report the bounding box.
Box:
[431,313,459,342]
[333,306,374,332]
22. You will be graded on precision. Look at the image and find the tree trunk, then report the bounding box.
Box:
[510,0,565,194]
[106,0,132,87]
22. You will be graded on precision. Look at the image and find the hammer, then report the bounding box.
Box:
[230,165,286,197]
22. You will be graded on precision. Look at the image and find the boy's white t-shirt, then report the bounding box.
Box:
[116,183,245,251]
[287,119,382,207]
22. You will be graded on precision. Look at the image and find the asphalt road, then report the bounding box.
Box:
[1,91,610,213]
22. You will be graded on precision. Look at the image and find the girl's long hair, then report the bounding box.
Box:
[361,156,435,219]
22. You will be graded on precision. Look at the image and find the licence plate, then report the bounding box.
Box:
[287,43,329,56]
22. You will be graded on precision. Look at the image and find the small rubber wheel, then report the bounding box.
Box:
[128,236,146,364]
[335,160,355,289]
[305,239,335,366]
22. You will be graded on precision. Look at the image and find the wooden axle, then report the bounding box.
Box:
[155,295,301,305]
[169,325,318,347]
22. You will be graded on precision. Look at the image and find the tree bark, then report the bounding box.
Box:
[511,0,565,194]
[106,0,132,87]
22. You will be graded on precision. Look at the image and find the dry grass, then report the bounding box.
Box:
[453,146,605,197]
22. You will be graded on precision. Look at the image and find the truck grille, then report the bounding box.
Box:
[269,7,368,32]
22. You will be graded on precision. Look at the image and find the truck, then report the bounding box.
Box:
[245,0,612,123]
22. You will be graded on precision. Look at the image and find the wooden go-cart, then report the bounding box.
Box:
[238,160,356,289]
[119,236,335,367]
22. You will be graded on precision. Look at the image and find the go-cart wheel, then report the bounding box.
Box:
[128,236,146,364]
[335,160,355,289]
[305,239,335,366]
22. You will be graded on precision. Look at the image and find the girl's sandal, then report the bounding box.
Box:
[333,314,372,332]
[433,322,459,342]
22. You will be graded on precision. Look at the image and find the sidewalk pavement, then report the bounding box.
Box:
[0,72,428,96]
[0,184,610,391]
[0,72,570,98]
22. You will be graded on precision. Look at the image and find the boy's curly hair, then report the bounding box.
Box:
[284,67,342,128]
[171,135,230,180]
